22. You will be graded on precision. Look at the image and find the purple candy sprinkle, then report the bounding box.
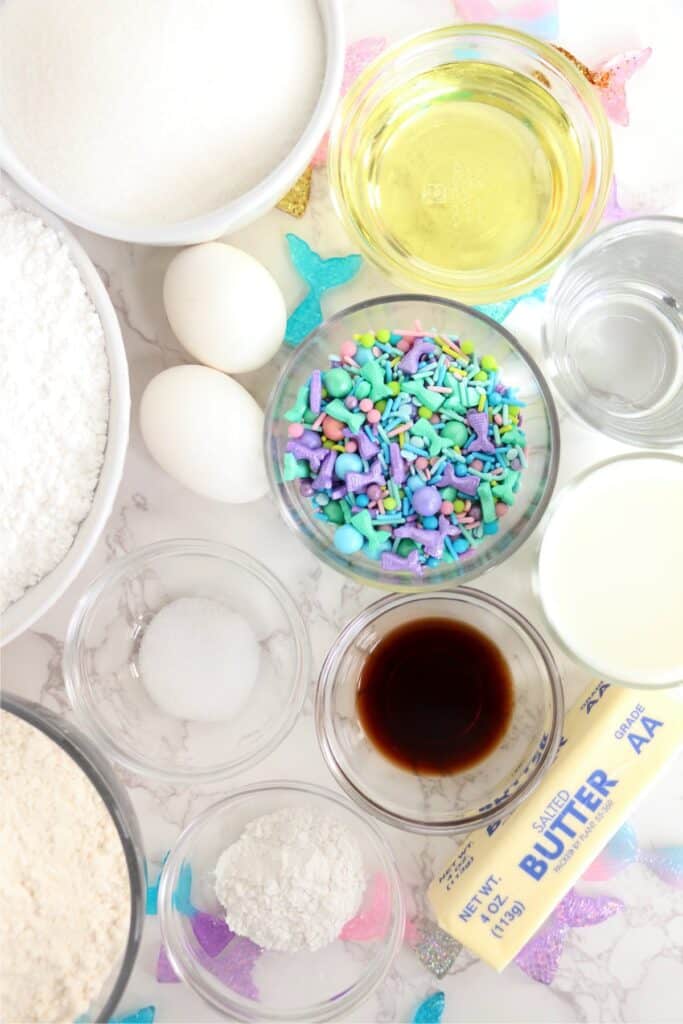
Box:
[309,370,322,414]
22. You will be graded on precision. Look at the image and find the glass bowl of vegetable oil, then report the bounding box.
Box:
[328,25,612,304]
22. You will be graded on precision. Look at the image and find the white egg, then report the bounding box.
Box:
[163,242,287,373]
[140,365,268,503]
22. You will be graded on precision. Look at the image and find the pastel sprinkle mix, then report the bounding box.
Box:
[281,326,527,574]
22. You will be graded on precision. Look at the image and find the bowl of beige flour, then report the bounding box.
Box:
[0,692,146,1024]
[0,0,344,244]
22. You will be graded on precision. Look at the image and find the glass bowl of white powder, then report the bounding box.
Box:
[63,539,310,783]
[0,179,129,646]
[0,0,344,244]
[158,781,405,1022]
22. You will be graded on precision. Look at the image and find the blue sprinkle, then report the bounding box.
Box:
[145,854,169,916]
[422,515,439,529]
[475,283,548,325]
[412,991,445,1024]
[111,1007,156,1024]
[356,494,369,508]
[172,862,195,916]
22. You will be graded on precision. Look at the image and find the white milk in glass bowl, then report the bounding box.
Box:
[536,454,683,688]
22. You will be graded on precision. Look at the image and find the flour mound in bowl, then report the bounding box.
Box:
[0,711,131,1024]
[0,0,325,227]
[0,195,109,613]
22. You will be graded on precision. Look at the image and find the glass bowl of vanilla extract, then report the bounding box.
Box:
[328,24,612,304]
[315,588,564,834]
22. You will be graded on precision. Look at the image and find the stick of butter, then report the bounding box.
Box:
[428,681,683,970]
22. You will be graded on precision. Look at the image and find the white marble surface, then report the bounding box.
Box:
[3,1,683,1021]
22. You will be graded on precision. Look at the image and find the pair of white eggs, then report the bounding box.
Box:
[140,243,286,503]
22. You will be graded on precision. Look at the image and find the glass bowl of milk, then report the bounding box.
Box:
[536,454,683,688]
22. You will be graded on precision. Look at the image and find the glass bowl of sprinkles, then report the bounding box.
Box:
[328,25,612,303]
[265,295,560,591]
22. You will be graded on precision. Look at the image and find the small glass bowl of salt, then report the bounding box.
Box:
[63,539,310,783]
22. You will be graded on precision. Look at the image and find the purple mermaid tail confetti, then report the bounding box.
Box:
[515,887,624,984]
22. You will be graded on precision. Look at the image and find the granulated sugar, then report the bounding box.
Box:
[0,195,109,612]
[0,0,325,227]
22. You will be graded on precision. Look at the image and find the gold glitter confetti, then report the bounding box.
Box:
[276,166,312,218]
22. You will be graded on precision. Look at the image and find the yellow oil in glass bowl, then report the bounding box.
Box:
[329,26,612,304]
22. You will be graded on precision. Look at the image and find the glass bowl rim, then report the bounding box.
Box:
[542,215,683,449]
[315,586,565,834]
[158,778,406,1022]
[534,451,683,688]
[63,538,311,784]
[327,22,614,303]
[264,293,562,593]
[0,691,146,1022]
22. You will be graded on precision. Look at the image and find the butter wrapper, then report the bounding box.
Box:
[428,681,683,970]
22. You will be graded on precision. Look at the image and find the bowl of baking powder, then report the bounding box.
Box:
[0,178,129,644]
[0,0,344,244]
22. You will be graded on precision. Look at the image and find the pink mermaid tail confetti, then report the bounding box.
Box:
[340,872,391,940]
[583,823,683,888]
[515,888,624,984]
[592,48,652,127]
[312,37,387,166]
[554,46,652,127]
[454,1,559,42]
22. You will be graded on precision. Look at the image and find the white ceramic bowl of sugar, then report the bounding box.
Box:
[0,180,129,646]
[0,0,345,245]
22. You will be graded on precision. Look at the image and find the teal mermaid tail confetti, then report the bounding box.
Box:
[284,234,362,346]
[412,990,446,1024]
[475,283,548,324]
[111,1007,156,1024]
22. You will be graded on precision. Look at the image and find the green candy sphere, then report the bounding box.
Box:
[324,367,353,398]
[442,421,469,447]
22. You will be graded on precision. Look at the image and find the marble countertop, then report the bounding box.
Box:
[3,1,682,1021]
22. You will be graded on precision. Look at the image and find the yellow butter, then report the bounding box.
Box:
[428,681,683,970]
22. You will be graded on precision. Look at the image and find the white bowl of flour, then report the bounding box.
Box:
[0,179,129,645]
[0,0,344,244]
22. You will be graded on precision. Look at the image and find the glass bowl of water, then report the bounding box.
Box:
[543,217,683,447]
[63,539,310,783]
